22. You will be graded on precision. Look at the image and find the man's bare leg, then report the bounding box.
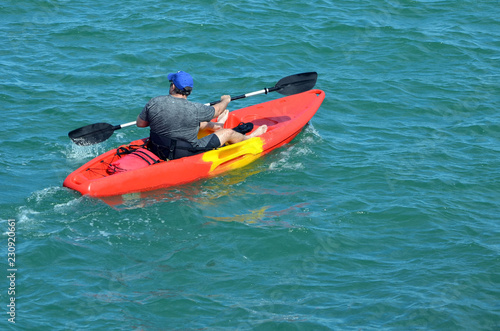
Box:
[200,109,229,132]
[217,109,229,123]
[214,125,268,146]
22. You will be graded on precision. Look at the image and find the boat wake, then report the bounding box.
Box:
[64,143,107,161]
[268,123,322,171]
[16,186,106,237]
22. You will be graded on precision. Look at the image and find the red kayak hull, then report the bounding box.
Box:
[63,89,325,198]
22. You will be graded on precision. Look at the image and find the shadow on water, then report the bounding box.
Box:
[98,124,322,212]
[98,166,265,210]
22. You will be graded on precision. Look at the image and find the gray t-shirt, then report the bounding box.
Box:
[139,95,215,147]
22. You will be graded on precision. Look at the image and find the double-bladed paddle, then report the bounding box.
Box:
[207,71,318,105]
[68,121,137,146]
[68,72,318,146]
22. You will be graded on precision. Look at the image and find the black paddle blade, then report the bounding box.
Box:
[274,72,318,96]
[68,122,117,146]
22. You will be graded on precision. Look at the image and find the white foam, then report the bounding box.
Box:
[53,196,83,213]
[64,143,106,160]
[17,206,41,225]
[27,186,62,204]
[268,124,323,171]
[269,144,310,171]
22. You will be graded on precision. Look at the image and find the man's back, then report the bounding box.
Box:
[139,94,214,147]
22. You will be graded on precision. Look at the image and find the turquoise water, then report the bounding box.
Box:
[1,0,500,329]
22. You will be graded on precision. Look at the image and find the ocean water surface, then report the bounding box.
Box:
[1,0,499,329]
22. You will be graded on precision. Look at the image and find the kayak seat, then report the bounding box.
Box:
[242,115,291,129]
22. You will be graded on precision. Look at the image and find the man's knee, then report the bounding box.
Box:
[215,128,242,145]
[214,129,230,144]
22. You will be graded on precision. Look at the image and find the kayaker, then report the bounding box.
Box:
[136,71,267,160]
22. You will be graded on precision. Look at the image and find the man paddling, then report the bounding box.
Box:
[136,71,267,160]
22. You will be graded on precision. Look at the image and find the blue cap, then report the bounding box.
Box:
[168,71,194,90]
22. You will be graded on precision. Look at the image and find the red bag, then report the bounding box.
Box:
[107,148,160,174]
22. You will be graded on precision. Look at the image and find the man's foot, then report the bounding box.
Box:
[248,125,267,138]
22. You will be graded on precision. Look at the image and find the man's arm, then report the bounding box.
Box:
[136,115,149,127]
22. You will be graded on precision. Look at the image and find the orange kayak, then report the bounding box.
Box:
[63,89,325,197]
